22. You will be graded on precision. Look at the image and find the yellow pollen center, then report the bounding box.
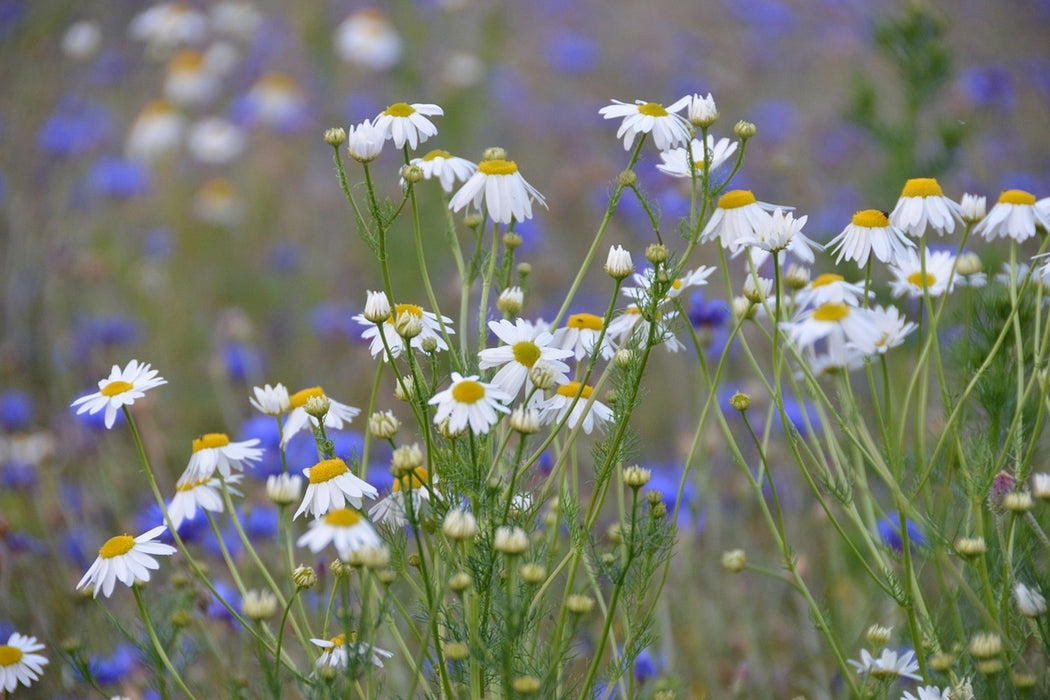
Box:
[100,380,133,397]
[171,50,203,71]
[811,273,844,288]
[383,102,416,117]
[900,178,943,198]
[557,382,593,399]
[812,303,850,322]
[852,209,889,227]
[329,633,347,647]
[0,645,22,666]
[290,387,325,408]
[393,467,428,492]
[177,477,208,492]
[512,341,542,367]
[718,189,757,209]
[672,279,683,290]
[999,189,1036,205]
[323,508,362,527]
[451,380,486,404]
[567,313,603,331]
[394,303,423,318]
[637,102,668,117]
[907,271,936,288]
[626,306,641,315]
[478,159,518,176]
[100,534,136,559]
[192,433,230,452]
[422,149,451,161]
[309,458,348,484]
[261,73,295,90]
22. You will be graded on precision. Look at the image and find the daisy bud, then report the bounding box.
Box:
[721,549,747,573]
[928,652,955,672]
[463,212,484,229]
[330,558,351,578]
[363,290,392,324]
[266,473,303,506]
[617,169,637,187]
[171,610,192,629]
[687,92,718,127]
[517,262,532,278]
[304,395,330,420]
[865,624,893,645]
[1012,672,1037,688]
[435,417,466,439]
[293,565,317,590]
[377,569,397,585]
[1031,473,1050,499]
[503,231,523,250]
[405,553,420,568]
[346,119,384,163]
[368,410,400,440]
[497,286,524,316]
[493,525,529,555]
[509,406,540,434]
[968,632,1002,659]
[614,348,633,367]
[527,362,558,391]
[606,523,622,544]
[512,676,542,695]
[960,193,987,222]
[955,536,986,558]
[734,120,756,139]
[605,244,634,280]
[646,490,663,506]
[394,309,423,339]
[449,571,473,592]
[323,127,347,146]
[390,443,424,477]
[482,146,507,161]
[421,336,438,353]
[742,276,772,304]
[519,562,546,583]
[956,251,983,277]
[650,501,667,519]
[242,589,278,620]
[360,545,391,570]
[443,509,478,540]
[732,296,755,321]
[645,243,669,265]
[565,593,595,615]
[784,264,810,291]
[1014,582,1047,617]
[444,642,469,661]
[623,464,651,489]
[1004,491,1033,513]
[730,392,751,412]
[394,376,414,401]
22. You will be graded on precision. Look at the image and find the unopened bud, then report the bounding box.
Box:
[363,290,391,324]
[242,589,278,620]
[512,676,542,695]
[645,243,668,265]
[730,392,751,412]
[304,395,330,420]
[391,443,424,478]
[368,410,400,440]
[865,624,892,646]
[955,536,986,558]
[324,127,347,146]
[293,565,317,589]
[444,641,469,661]
[605,245,634,280]
[519,562,546,583]
[722,549,747,573]
[394,310,423,339]
[482,146,507,161]
[449,571,473,592]
[442,509,478,540]
[565,594,594,615]
[623,464,651,488]
[503,232,523,250]
[463,213,484,229]
[734,120,756,139]
[617,169,637,187]
[421,336,438,353]
[497,286,524,316]
[528,362,558,391]
[493,526,529,555]
[510,406,540,434]
[394,375,414,401]
[401,164,423,184]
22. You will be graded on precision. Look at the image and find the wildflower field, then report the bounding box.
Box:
[3,1,1050,698]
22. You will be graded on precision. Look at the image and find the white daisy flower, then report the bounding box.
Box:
[847,305,917,356]
[552,313,615,361]
[164,50,221,108]
[295,458,379,519]
[71,359,167,429]
[737,208,819,266]
[346,118,385,163]
[0,632,48,693]
[598,97,691,151]
[448,157,547,225]
[825,209,914,267]
[128,3,208,51]
[902,686,952,700]
[622,266,716,303]
[890,177,964,237]
[428,372,511,435]
[373,102,443,149]
[406,149,477,192]
[354,302,453,361]
[297,507,382,559]
[888,249,957,298]
[794,273,869,309]
[656,135,738,178]
[802,334,867,378]
[782,302,878,351]
[250,383,291,416]
[477,319,572,398]
[539,381,613,434]
[699,189,786,253]
[311,633,394,670]
[368,467,432,526]
[185,432,263,480]
[125,101,184,162]
[76,526,177,598]
[334,8,402,72]
[168,472,242,530]
[281,386,361,447]
[960,193,987,222]
[847,647,922,681]
[187,116,247,164]
[973,189,1050,242]
[606,305,684,353]
[686,92,718,126]
[1013,582,1047,617]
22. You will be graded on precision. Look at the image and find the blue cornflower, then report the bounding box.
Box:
[0,391,33,431]
[38,97,112,157]
[88,155,150,199]
[545,30,600,74]
[877,512,926,553]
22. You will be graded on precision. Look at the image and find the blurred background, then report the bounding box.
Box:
[1,0,1049,696]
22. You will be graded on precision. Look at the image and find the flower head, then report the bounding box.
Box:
[311,633,393,670]
[656,135,738,178]
[848,305,917,356]
[369,467,432,526]
[168,472,241,530]
[847,647,922,681]
[281,387,360,446]
[406,150,477,192]
[77,526,177,598]
[539,381,613,434]
[902,686,952,700]
[428,372,511,434]
[250,383,291,416]
[687,92,718,126]
[0,632,48,692]
[699,190,785,253]
[355,302,453,361]
[552,313,615,361]
[295,458,379,519]
[335,8,402,71]
[297,507,382,559]
[890,177,964,237]
[794,274,869,309]
[826,209,914,267]
[737,208,818,265]
[477,319,572,398]
[449,157,547,225]
[1014,582,1047,617]
[71,360,167,429]
[598,97,691,151]
[346,119,385,162]
[973,189,1050,242]
[888,249,957,298]
[783,302,879,351]
[185,432,263,480]
[373,102,443,149]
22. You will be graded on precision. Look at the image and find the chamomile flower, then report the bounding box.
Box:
[0,632,48,692]
[783,302,878,351]
[373,102,443,149]
[552,313,615,361]
[890,177,964,237]
[250,383,290,416]
[334,8,403,71]
[312,633,394,670]
[294,458,379,519]
[184,432,263,480]
[297,507,382,559]
[168,473,242,530]
[973,189,1050,242]
[622,266,716,303]
[847,306,917,356]
[77,526,177,598]
[794,273,869,308]
[656,135,738,178]
[345,119,385,163]
[901,687,952,700]
[125,101,184,162]
[164,50,221,108]
[477,319,572,398]
[539,381,613,434]
[281,387,360,446]
[128,3,208,52]
[406,150,477,192]
[429,373,511,434]
[598,97,691,151]
[354,302,453,361]
[847,647,922,681]
[71,360,167,429]
[737,208,819,265]
[825,209,914,267]
[369,467,432,526]
[607,305,684,353]
[699,190,785,253]
[888,249,957,298]
[448,157,547,225]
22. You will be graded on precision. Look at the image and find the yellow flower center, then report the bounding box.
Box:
[900,178,943,198]
[309,458,348,484]
[192,433,230,452]
[718,190,757,210]
[478,159,518,176]
[811,273,844,288]
[100,380,133,397]
[329,633,346,647]
[907,271,936,288]
[567,313,603,331]
[383,102,416,117]
[176,477,209,492]
[422,149,451,161]
[852,209,889,227]
[323,508,362,527]
[672,279,684,290]
[512,341,542,367]
[290,387,325,408]
[451,380,486,404]
[0,645,22,666]
[812,302,850,322]
[100,534,136,559]
[394,303,423,318]
[393,467,428,492]
[260,72,295,90]
[556,382,593,399]
[999,189,1035,205]
[171,49,203,71]
[637,102,668,117]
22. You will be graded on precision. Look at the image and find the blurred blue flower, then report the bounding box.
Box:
[4,531,44,553]
[143,227,174,261]
[959,63,1015,110]
[0,390,33,431]
[88,49,133,87]
[687,291,730,329]
[268,240,302,273]
[79,643,140,685]
[343,93,384,124]
[72,314,140,360]
[238,414,283,476]
[633,648,663,684]
[241,506,278,540]
[63,528,93,570]
[724,0,796,35]
[645,464,701,530]
[88,155,150,199]
[545,30,600,74]
[1,461,37,490]
[207,581,241,623]
[310,301,358,341]
[746,99,797,146]
[136,500,208,544]
[877,512,926,553]
[774,396,821,435]
[222,341,264,382]
[38,97,112,157]
[512,217,546,254]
